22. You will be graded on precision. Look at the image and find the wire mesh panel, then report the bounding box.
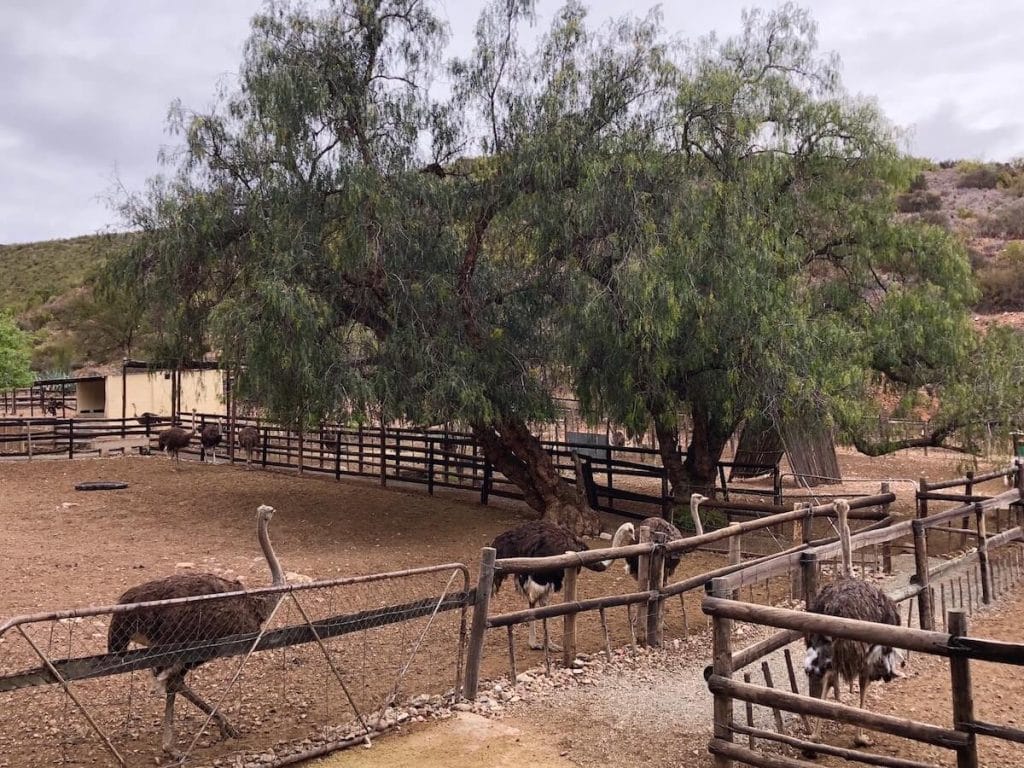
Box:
[0,565,471,767]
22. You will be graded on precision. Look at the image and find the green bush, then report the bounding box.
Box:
[917,210,950,229]
[957,166,1000,189]
[896,190,942,213]
[978,200,1024,238]
[976,243,1024,310]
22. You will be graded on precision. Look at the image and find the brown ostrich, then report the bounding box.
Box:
[108,504,286,756]
[157,410,197,468]
[199,417,224,464]
[237,426,260,469]
[603,516,684,579]
[803,499,903,748]
[602,516,683,632]
[490,521,607,651]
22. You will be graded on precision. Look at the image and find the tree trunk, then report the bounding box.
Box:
[655,402,735,517]
[472,416,602,536]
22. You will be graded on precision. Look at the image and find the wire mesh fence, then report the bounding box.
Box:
[0,564,472,767]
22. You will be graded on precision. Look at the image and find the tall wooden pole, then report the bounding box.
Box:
[464,548,496,700]
[948,610,978,768]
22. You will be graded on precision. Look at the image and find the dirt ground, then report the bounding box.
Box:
[0,445,1017,767]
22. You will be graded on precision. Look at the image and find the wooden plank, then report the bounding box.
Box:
[727,723,938,768]
[708,675,969,749]
[702,597,952,656]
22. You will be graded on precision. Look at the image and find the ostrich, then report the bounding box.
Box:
[490,521,608,651]
[157,410,197,468]
[132,403,164,429]
[108,504,285,756]
[803,499,903,748]
[237,426,260,469]
[199,417,224,464]
[604,516,684,579]
[603,516,684,635]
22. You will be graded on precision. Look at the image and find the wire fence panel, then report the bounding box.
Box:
[0,565,472,767]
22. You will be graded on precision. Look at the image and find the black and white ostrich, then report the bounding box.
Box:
[490,521,607,651]
[132,403,165,429]
[157,410,197,468]
[803,499,903,748]
[108,504,286,757]
[237,425,260,469]
[199,417,224,464]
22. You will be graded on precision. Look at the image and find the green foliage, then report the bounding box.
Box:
[978,199,1024,238]
[908,172,928,192]
[975,242,1024,311]
[957,164,1000,189]
[896,190,942,213]
[0,311,33,388]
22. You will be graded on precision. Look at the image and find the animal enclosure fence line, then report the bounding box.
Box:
[0,412,782,518]
[700,474,1024,768]
[0,383,76,418]
[0,564,473,768]
[460,490,898,698]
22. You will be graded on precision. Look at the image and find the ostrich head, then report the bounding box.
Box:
[866,644,906,683]
[803,634,833,679]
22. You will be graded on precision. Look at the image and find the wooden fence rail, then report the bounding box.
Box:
[461,489,896,697]
[702,481,1024,768]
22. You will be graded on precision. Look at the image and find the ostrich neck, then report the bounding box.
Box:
[259,517,286,586]
[838,507,852,579]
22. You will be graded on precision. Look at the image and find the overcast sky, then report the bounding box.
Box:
[2,0,1023,245]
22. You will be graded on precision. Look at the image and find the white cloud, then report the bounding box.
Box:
[1,0,1022,244]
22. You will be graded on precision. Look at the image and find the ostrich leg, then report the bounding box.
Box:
[177,682,240,738]
[853,676,874,747]
[162,692,181,757]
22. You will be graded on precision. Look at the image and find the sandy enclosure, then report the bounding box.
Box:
[0,446,1014,766]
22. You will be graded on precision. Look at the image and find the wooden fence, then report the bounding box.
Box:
[702,466,1024,768]
[0,412,781,518]
[461,491,897,696]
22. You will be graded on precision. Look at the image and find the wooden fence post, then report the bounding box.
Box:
[334,432,342,481]
[912,519,935,630]
[917,477,929,519]
[728,517,742,601]
[427,439,435,496]
[261,428,268,468]
[948,610,979,768]
[562,557,578,667]
[68,419,75,460]
[481,460,493,505]
[379,422,387,487]
[709,577,734,768]
[880,482,893,574]
[647,531,667,648]
[772,466,782,507]
[801,551,819,605]
[464,547,496,700]
[636,526,653,643]
[962,472,974,550]
[974,503,991,605]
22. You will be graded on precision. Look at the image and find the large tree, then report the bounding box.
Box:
[559,5,994,509]
[110,0,666,533]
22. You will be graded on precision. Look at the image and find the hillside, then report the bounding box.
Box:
[0,234,126,315]
[897,162,1024,331]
